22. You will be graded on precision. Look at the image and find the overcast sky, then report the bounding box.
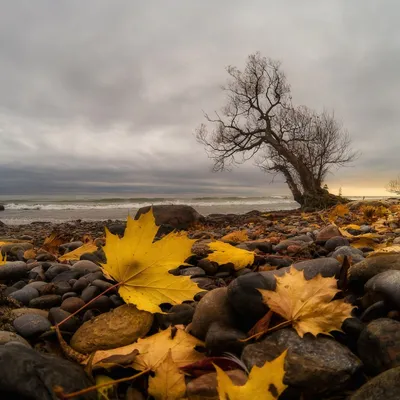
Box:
[0,0,399,197]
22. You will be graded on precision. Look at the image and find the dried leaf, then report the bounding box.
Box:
[328,204,350,222]
[148,350,186,400]
[367,245,400,258]
[101,210,200,313]
[215,350,287,400]
[0,253,6,266]
[221,230,249,243]
[259,267,354,337]
[180,356,245,378]
[23,249,37,260]
[207,241,254,270]
[42,232,66,255]
[59,241,98,261]
[247,310,274,340]
[90,326,205,371]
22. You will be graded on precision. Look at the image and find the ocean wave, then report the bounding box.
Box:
[4,197,296,211]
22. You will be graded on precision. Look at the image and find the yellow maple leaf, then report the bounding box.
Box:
[59,242,98,261]
[221,230,249,243]
[148,350,186,400]
[216,350,287,400]
[95,375,116,400]
[367,245,400,258]
[101,210,200,313]
[90,326,205,371]
[207,241,254,270]
[0,253,6,266]
[328,204,349,223]
[259,267,354,337]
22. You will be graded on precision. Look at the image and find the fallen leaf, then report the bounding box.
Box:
[59,241,98,261]
[0,253,6,266]
[215,350,287,400]
[247,310,274,340]
[351,237,380,249]
[90,326,205,371]
[23,249,36,260]
[221,230,249,243]
[101,210,200,313]
[207,241,254,270]
[148,350,186,400]
[367,245,400,257]
[42,232,67,255]
[328,204,350,223]
[96,375,116,400]
[259,267,354,337]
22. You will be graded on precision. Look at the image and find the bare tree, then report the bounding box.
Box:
[387,176,400,194]
[197,52,358,208]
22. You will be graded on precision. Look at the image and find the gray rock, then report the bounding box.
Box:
[28,265,46,280]
[85,295,112,312]
[325,236,350,252]
[349,254,400,285]
[26,281,48,291]
[197,259,218,275]
[0,331,31,348]
[332,245,365,264]
[71,260,101,274]
[357,318,400,375]
[0,344,96,400]
[91,279,115,292]
[44,264,70,281]
[242,329,362,396]
[54,281,72,295]
[1,242,33,254]
[180,267,206,277]
[0,261,28,280]
[190,277,216,290]
[157,304,195,328]
[10,308,49,319]
[48,307,81,333]
[13,314,51,338]
[29,294,62,309]
[71,304,153,354]
[52,269,82,282]
[349,366,400,400]
[205,322,247,354]
[72,276,90,292]
[81,285,101,302]
[60,241,83,252]
[190,288,237,339]
[9,286,39,305]
[135,204,204,230]
[365,270,400,308]
[289,257,341,279]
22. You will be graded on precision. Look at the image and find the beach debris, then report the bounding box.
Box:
[101,209,200,313]
[206,241,255,270]
[215,350,287,400]
[259,267,354,337]
[148,350,186,400]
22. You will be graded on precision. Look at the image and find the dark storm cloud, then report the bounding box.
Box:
[0,0,399,196]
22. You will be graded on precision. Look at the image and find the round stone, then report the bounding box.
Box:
[13,314,51,338]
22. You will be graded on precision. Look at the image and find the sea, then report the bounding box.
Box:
[0,194,387,225]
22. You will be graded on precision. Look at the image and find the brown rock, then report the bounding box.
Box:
[70,304,153,354]
[316,225,342,242]
[187,370,247,399]
[61,297,86,313]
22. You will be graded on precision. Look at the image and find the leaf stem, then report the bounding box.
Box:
[54,368,150,399]
[240,320,292,342]
[54,281,123,329]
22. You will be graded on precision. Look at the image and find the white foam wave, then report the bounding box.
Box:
[5,197,296,211]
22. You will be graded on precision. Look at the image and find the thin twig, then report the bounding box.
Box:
[240,320,292,342]
[54,368,150,399]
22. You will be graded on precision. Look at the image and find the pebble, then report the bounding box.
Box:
[81,285,101,302]
[205,321,247,354]
[0,331,31,348]
[85,295,112,312]
[26,281,48,291]
[70,304,153,354]
[48,307,81,333]
[91,279,115,292]
[44,264,71,281]
[197,258,218,275]
[316,225,342,242]
[180,267,206,277]
[62,292,78,301]
[72,276,90,292]
[364,270,400,309]
[61,297,86,313]
[0,262,28,280]
[54,281,72,295]
[157,304,195,328]
[9,286,39,305]
[29,294,62,309]
[71,260,101,274]
[332,246,365,264]
[325,236,350,252]
[13,314,51,338]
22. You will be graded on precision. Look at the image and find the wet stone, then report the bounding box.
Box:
[0,262,28,281]
[61,297,86,313]
[48,307,81,333]
[44,264,70,281]
[81,285,101,303]
[29,294,62,309]
[9,286,39,305]
[180,267,206,277]
[85,295,112,312]
[13,314,51,338]
[72,277,90,292]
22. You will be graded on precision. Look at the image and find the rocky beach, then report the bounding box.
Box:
[1,200,400,399]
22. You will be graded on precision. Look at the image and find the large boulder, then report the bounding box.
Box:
[0,343,95,399]
[135,205,204,230]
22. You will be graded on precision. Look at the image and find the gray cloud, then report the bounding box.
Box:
[0,0,399,197]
